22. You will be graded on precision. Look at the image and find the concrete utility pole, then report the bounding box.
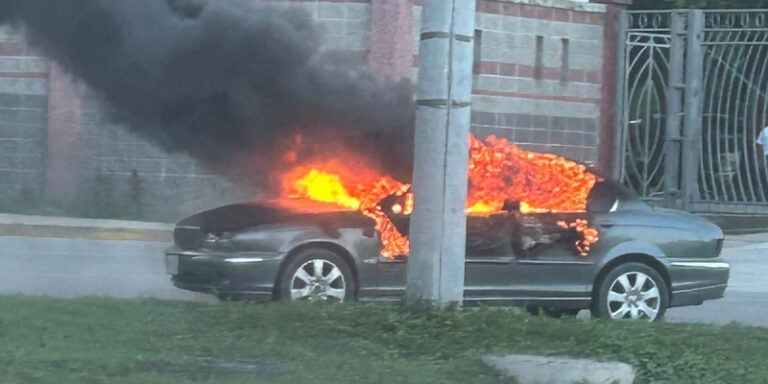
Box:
[405,0,475,307]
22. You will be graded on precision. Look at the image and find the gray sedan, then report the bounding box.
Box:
[165,180,729,321]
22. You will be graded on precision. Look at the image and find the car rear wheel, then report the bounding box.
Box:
[278,249,355,302]
[592,262,669,321]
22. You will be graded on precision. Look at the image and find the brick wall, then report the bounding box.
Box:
[412,0,607,163]
[71,1,372,220]
[0,0,617,219]
[74,92,251,220]
[0,2,375,220]
[470,0,606,163]
[293,0,371,52]
[0,26,47,202]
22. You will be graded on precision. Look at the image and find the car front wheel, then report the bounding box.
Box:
[592,262,669,321]
[278,249,355,302]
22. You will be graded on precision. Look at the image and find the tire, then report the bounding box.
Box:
[278,248,355,302]
[591,262,669,321]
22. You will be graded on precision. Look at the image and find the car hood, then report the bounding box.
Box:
[177,200,372,235]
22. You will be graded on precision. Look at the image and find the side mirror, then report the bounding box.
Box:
[378,190,413,217]
[377,191,412,236]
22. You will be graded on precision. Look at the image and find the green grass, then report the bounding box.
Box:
[1,296,766,383]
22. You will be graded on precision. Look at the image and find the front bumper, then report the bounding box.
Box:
[667,258,730,307]
[165,246,287,301]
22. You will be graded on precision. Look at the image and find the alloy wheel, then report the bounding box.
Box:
[289,259,347,301]
[606,271,661,320]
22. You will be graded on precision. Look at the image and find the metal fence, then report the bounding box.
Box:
[615,10,768,214]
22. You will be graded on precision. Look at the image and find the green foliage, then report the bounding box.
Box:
[1,296,768,383]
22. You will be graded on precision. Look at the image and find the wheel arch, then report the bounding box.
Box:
[273,241,359,298]
[591,253,672,304]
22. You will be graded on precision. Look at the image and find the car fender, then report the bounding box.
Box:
[596,240,667,271]
[277,229,377,284]
[281,233,356,260]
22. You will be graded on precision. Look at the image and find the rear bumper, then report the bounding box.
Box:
[165,246,286,300]
[667,259,730,307]
[670,283,728,307]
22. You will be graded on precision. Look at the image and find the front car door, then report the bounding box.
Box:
[371,204,600,306]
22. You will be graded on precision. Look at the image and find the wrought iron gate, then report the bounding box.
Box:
[615,10,768,214]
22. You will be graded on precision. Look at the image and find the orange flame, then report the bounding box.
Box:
[558,219,600,256]
[282,134,599,258]
[466,135,596,214]
[286,169,361,210]
[284,169,412,258]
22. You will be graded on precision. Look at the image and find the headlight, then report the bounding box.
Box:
[203,232,232,247]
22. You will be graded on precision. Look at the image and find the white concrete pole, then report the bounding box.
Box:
[405,0,475,307]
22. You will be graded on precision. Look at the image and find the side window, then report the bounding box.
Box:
[466,213,516,257]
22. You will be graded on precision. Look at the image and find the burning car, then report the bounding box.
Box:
[165,135,729,321]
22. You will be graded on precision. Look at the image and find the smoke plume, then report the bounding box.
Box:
[0,0,415,186]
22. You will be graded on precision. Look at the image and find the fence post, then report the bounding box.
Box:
[611,10,629,182]
[664,12,686,208]
[681,10,705,211]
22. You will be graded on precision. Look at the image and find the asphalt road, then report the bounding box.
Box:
[0,236,211,302]
[665,244,768,326]
[0,235,765,326]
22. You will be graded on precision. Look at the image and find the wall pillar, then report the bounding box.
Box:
[46,62,82,203]
[593,0,632,176]
[369,0,414,80]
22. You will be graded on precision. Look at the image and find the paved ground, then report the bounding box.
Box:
[0,236,212,301]
[1,212,767,326]
[665,239,768,326]
[0,213,211,301]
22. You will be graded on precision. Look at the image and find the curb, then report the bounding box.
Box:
[0,223,172,242]
[0,214,173,242]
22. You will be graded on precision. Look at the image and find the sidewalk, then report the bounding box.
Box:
[1,212,767,250]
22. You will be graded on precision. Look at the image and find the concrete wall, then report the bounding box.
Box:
[0,0,622,220]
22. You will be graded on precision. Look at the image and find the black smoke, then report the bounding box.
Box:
[0,0,415,186]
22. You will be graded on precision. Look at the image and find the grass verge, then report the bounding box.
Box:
[1,296,766,383]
